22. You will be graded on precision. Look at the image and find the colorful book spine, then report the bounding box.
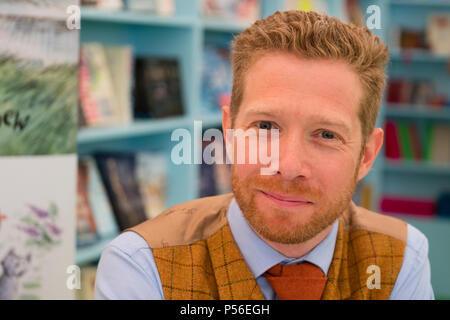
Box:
[408,123,422,160]
[398,122,413,160]
[381,196,436,217]
[423,123,434,162]
[384,120,401,160]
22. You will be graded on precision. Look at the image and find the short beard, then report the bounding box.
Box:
[231,162,360,245]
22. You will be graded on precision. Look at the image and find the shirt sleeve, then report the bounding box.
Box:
[94,231,164,300]
[390,224,435,300]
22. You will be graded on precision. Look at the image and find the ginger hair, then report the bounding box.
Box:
[230,10,389,145]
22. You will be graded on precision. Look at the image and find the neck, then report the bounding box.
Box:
[257,222,335,258]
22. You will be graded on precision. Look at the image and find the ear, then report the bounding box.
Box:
[222,104,232,144]
[356,128,384,182]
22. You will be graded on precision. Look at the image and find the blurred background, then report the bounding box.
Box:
[75,0,450,300]
[3,0,446,300]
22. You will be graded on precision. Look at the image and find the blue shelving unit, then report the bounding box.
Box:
[380,0,450,299]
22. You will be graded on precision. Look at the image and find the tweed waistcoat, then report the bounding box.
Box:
[128,193,407,300]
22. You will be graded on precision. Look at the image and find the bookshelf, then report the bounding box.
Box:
[379,0,450,299]
[385,104,450,121]
[77,0,450,299]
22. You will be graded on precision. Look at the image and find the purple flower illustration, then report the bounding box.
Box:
[17,225,41,238]
[28,204,48,218]
[45,223,61,236]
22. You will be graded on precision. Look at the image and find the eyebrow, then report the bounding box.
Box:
[242,107,352,136]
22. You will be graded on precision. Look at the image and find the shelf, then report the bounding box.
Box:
[76,235,118,265]
[390,49,450,64]
[201,18,251,33]
[384,105,450,120]
[81,7,195,28]
[384,159,450,175]
[196,113,223,128]
[77,116,190,145]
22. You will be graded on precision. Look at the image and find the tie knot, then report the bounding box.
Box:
[264,262,328,300]
[265,261,325,278]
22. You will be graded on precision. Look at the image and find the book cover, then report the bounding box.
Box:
[202,44,232,114]
[135,152,167,220]
[0,2,78,156]
[103,45,133,125]
[0,155,77,300]
[85,157,119,239]
[133,57,184,119]
[427,14,450,56]
[79,43,124,126]
[77,161,99,247]
[94,153,148,231]
[0,0,78,300]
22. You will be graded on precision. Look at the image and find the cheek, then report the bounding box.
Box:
[232,163,260,181]
[313,153,357,194]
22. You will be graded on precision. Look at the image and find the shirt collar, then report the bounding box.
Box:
[227,197,339,279]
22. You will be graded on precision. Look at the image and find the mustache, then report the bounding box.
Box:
[244,175,323,201]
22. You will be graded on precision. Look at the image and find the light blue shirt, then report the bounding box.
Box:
[94,198,434,300]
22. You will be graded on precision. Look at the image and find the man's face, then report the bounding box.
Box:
[228,52,365,244]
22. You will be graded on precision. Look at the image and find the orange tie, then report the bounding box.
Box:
[264,262,328,300]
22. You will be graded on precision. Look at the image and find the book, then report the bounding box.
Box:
[398,122,413,160]
[430,124,450,165]
[202,0,260,23]
[94,153,148,231]
[408,123,422,161]
[361,183,373,210]
[199,138,231,197]
[85,157,119,239]
[77,161,99,247]
[427,14,450,56]
[135,152,167,219]
[423,122,434,162]
[103,45,133,125]
[381,195,436,217]
[384,120,401,160]
[79,43,125,126]
[386,79,438,106]
[399,29,428,50]
[202,44,232,113]
[133,57,184,119]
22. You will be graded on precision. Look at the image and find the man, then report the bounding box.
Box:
[94,10,433,300]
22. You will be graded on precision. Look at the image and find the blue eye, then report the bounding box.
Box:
[258,122,273,130]
[319,131,336,140]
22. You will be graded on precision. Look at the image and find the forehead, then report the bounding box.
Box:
[239,52,363,124]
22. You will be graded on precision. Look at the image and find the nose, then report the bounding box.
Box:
[276,131,312,181]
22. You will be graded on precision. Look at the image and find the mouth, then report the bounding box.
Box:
[258,190,313,208]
